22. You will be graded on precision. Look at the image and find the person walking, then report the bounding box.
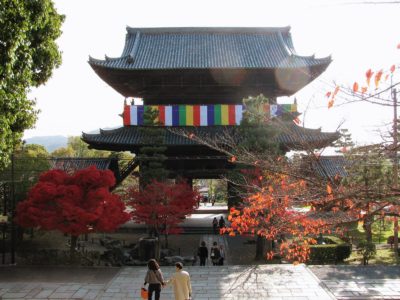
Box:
[212,217,218,234]
[211,197,216,206]
[144,259,165,300]
[197,241,208,266]
[210,241,221,266]
[167,262,192,300]
[219,216,226,230]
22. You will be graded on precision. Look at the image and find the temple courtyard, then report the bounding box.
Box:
[2,206,399,299]
[1,265,400,299]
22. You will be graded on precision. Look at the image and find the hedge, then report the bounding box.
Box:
[309,236,351,263]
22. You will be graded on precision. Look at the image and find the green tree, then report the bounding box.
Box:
[0,0,64,169]
[0,143,50,203]
[138,107,168,187]
[51,136,110,158]
[333,129,354,153]
[342,145,393,244]
[232,95,284,260]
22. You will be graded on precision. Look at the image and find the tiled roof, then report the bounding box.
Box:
[89,27,331,70]
[311,156,349,179]
[82,124,339,151]
[49,158,112,172]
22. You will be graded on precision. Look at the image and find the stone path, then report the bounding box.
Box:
[103,265,334,300]
[0,265,334,299]
[200,234,230,265]
[2,265,400,299]
[309,266,400,300]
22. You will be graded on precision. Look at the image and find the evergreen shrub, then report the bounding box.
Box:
[309,236,351,263]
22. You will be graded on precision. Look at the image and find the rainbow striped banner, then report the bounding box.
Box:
[123,104,244,126]
[123,103,296,126]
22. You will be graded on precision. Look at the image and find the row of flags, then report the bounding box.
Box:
[123,103,297,126]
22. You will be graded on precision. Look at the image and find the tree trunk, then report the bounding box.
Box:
[394,217,399,263]
[255,235,265,260]
[364,216,373,243]
[266,239,273,252]
[70,235,78,260]
[164,233,169,249]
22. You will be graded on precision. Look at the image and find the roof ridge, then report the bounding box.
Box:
[277,31,293,56]
[126,26,292,35]
[105,55,125,61]
[127,31,141,64]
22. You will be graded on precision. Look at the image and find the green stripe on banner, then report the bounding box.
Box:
[179,105,186,125]
[282,104,291,113]
[214,104,221,125]
[144,105,152,125]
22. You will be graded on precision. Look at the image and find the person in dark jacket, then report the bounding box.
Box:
[144,259,165,300]
[212,217,218,234]
[210,241,221,266]
[197,241,208,266]
[219,216,226,229]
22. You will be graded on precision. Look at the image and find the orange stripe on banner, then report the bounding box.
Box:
[228,105,236,125]
[159,106,165,125]
[221,105,229,125]
[186,105,194,125]
[123,105,130,125]
[193,105,200,126]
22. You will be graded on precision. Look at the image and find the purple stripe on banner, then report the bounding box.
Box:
[137,106,144,125]
[172,105,179,126]
[207,105,214,125]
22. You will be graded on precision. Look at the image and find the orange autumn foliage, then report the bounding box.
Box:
[328,99,334,109]
[353,82,359,93]
[326,184,333,195]
[374,70,383,88]
[222,173,329,263]
[366,69,374,86]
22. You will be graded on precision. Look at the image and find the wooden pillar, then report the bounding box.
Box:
[184,177,193,189]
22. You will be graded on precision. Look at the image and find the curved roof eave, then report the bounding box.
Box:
[88,59,332,71]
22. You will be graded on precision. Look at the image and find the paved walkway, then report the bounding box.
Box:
[310,266,400,300]
[200,234,230,265]
[1,265,400,299]
[0,265,334,300]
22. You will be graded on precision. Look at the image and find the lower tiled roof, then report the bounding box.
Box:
[82,124,339,151]
[311,156,349,179]
[49,158,112,172]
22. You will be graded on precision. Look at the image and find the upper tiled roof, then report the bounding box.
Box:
[89,27,331,70]
[82,124,339,151]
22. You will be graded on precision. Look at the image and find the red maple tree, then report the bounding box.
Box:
[16,166,130,255]
[128,180,200,247]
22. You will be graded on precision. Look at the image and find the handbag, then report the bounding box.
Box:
[140,286,148,299]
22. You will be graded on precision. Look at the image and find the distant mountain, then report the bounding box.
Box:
[25,135,68,152]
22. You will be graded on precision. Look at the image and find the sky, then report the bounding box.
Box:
[24,0,400,146]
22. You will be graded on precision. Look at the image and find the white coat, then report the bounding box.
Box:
[167,269,192,300]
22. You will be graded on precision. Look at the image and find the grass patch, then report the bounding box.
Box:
[345,248,397,265]
[343,219,394,244]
